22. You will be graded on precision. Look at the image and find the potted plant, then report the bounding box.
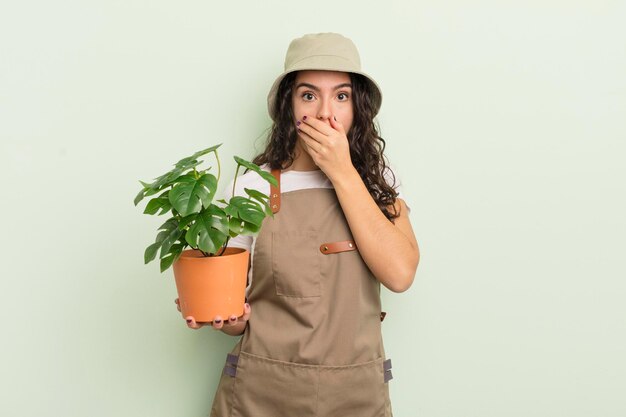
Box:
[133,143,277,323]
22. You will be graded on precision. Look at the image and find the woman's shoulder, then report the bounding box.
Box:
[381,161,402,191]
[382,161,411,214]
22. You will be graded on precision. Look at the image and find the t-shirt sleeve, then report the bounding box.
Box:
[217,177,254,252]
[383,163,411,215]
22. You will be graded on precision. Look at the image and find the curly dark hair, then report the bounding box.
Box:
[250,71,402,222]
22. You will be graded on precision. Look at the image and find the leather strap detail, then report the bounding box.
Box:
[383,358,393,383]
[223,353,239,377]
[380,311,387,322]
[384,369,393,383]
[270,168,281,214]
[223,365,237,377]
[319,240,357,255]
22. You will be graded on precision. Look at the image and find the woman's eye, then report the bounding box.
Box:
[338,93,349,101]
[302,93,315,101]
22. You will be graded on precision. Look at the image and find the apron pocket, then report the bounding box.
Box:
[231,351,318,417]
[272,230,321,297]
[317,358,389,417]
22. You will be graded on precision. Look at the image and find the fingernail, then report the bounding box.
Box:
[229,316,237,321]
[215,319,222,324]
[296,121,301,126]
[303,115,307,120]
[245,303,250,308]
[186,319,192,323]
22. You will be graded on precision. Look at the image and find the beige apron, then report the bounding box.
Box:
[210,169,393,417]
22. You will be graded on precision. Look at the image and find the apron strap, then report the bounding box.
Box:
[270,168,281,214]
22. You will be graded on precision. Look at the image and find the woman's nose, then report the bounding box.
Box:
[316,99,332,121]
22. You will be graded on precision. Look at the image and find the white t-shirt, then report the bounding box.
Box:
[217,163,410,295]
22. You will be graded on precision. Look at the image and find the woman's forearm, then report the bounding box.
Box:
[331,167,419,292]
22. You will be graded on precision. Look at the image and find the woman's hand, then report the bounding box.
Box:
[174,298,251,332]
[296,114,355,183]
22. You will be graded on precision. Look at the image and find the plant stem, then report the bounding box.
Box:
[214,149,221,184]
[217,239,229,256]
[219,163,242,257]
[232,163,240,199]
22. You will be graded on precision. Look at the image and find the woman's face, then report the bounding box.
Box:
[291,70,354,134]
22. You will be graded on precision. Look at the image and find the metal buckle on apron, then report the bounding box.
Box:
[383,358,393,383]
[223,353,239,377]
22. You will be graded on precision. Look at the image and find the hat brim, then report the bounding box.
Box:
[267,57,382,121]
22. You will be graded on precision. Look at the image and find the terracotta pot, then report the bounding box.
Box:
[172,247,249,323]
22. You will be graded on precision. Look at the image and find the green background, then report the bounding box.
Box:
[1,1,625,416]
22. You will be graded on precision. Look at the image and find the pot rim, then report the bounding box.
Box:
[177,247,248,260]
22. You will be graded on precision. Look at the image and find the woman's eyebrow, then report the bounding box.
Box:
[295,82,353,91]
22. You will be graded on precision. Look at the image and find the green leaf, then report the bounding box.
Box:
[161,230,183,259]
[233,156,261,173]
[135,144,222,207]
[151,166,187,190]
[135,186,158,206]
[173,158,203,172]
[222,203,238,217]
[153,166,187,189]
[184,205,229,254]
[177,213,198,231]
[144,241,161,264]
[157,218,183,258]
[171,143,222,172]
[229,196,265,225]
[244,188,273,217]
[143,190,172,215]
[189,144,222,161]
[139,167,186,195]
[244,188,269,203]
[144,229,170,264]
[174,156,196,167]
[228,216,261,236]
[134,187,146,206]
[168,173,218,217]
[160,242,185,273]
[157,218,178,232]
[256,169,279,186]
[233,156,278,186]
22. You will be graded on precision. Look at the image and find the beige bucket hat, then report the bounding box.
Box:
[267,32,383,121]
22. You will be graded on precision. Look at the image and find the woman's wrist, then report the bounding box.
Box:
[220,320,246,336]
[328,165,360,189]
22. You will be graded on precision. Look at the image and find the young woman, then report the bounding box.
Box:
[178,32,420,417]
